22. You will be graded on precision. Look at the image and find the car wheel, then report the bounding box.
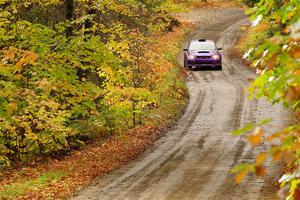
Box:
[184,58,188,68]
[217,65,222,70]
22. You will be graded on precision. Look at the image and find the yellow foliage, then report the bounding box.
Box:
[256,152,267,165]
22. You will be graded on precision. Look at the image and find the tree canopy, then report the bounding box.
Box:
[0,0,189,167]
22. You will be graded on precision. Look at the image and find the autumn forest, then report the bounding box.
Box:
[1,0,300,199]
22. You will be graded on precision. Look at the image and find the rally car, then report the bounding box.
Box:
[183,39,222,70]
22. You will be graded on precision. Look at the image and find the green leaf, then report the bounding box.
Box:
[232,123,255,136]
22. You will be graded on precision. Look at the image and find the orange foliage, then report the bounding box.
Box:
[0,126,166,199]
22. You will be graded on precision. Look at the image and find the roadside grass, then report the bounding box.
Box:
[146,26,191,126]
[237,19,269,53]
[230,19,270,64]
[170,0,241,10]
[0,171,66,199]
[191,0,241,8]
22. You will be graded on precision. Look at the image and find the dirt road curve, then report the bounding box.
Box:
[71,8,290,200]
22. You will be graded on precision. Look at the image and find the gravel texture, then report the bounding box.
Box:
[70,8,290,200]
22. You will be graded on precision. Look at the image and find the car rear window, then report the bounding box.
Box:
[189,42,216,51]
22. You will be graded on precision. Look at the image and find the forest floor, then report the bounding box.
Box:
[71,7,291,200]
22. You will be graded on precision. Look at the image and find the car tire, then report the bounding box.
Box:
[217,65,222,70]
[184,58,188,68]
[184,60,192,70]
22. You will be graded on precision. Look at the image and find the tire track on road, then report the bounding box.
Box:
[71,8,290,200]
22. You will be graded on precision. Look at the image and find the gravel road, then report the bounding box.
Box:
[71,8,290,200]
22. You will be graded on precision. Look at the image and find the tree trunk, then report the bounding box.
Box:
[65,0,74,37]
[84,1,97,35]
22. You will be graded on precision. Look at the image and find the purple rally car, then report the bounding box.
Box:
[183,39,222,70]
